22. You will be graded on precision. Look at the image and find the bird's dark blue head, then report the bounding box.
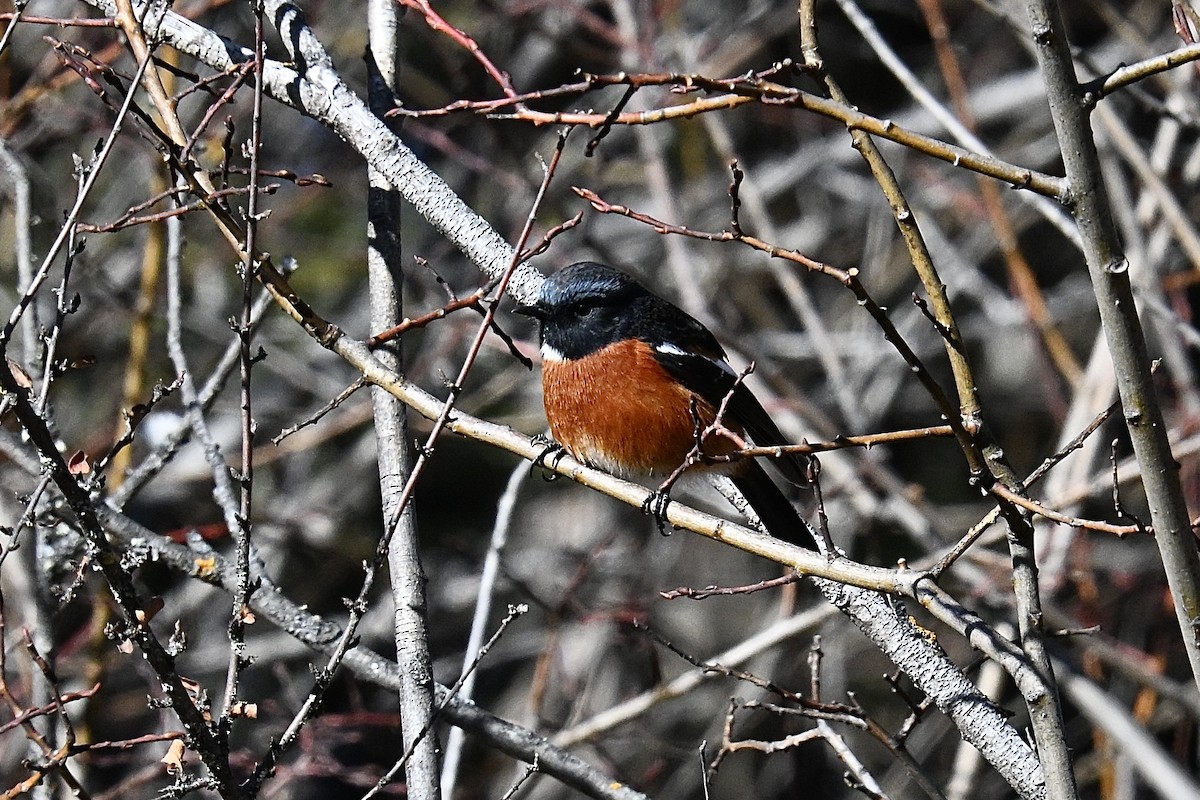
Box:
[515,262,647,360]
[515,261,723,361]
[538,262,639,309]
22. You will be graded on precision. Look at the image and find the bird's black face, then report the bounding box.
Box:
[516,262,647,361]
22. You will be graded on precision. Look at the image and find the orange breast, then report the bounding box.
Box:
[541,339,740,476]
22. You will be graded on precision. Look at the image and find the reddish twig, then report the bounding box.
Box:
[573,186,982,467]
[990,484,1145,537]
[0,13,118,27]
[519,211,584,261]
[179,60,256,163]
[659,573,800,600]
[397,0,522,100]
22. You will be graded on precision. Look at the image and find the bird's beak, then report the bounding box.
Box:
[513,303,545,320]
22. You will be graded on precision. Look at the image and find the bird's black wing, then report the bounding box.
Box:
[651,345,810,486]
[730,461,817,550]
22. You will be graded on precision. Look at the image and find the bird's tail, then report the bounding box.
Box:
[729,461,817,551]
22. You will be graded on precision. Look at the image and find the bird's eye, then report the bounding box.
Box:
[572,303,598,319]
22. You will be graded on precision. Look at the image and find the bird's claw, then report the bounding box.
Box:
[641,490,673,535]
[530,435,567,481]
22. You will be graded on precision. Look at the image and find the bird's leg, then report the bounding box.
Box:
[530,433,567,481]
[641,397,728,535]
[643,454,699,535]
[640,488,673,534]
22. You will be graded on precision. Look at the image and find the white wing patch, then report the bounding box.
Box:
[654,342,737,376]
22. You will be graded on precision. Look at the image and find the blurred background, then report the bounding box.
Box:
[1,0,1198,797]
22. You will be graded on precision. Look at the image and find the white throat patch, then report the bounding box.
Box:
[541,343,567,363]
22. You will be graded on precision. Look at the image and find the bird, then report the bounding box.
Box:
[515,261,816,551]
